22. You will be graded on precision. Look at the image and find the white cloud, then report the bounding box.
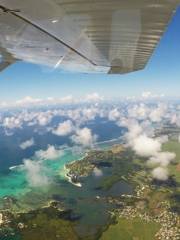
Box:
[0,94,105,109]
[142,91,152,99]
[52,120,73,136]
[82,107,99,121]
[132,134,161,157]
[93,167,103,177]
[141,91,165,99]
[156,135,169,144]
[171,113,180,127]
[119,102,177,181]
[36,111,53,126]
[148,152,176,167]
[16,96,42,107]
[35,145,64,160]
[123,119,143,142]
[121,116,166,158]
[70,145,85,155]
[0,101,8,108]
[0,95,75,109]
[85,93,103,102]
[51,95,74,105]
[20,138,34,150]
[57,95,74,104]
[127,103,149,120]
[140,120,155,137]
[71,127,97,147]
[108,108,120,121]
[149,104,167,122]
[151,167,168,181]
[3,116,22,129]
[66,109,81,122]
[23,159,49,187]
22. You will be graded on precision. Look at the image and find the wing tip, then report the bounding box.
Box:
[108,65,145,74]
[0,60,15,72]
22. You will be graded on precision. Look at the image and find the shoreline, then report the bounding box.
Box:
[64,165,82,187]
[62,151,89,187]
[8,137,122,171]
[63,139,124,187]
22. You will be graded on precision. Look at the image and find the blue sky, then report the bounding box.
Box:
[0,7,180,102]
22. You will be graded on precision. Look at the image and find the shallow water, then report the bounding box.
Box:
[0,139,133,238]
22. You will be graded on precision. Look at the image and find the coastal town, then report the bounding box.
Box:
[107,184,180,240]
[66,143,180,240]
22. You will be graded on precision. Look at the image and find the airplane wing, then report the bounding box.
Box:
[0,46,16,71]
[0,0,179,74]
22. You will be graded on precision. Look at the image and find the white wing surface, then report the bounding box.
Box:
[0,0,179,73]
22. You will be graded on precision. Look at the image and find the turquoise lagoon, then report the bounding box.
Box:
[0,137,123,200]
[0,138,132,238]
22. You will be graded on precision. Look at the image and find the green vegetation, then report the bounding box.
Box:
[67,145,142,190]
[100,217,160,240]
[99,175,122,190]
[99,139,180,240]
[20,216,78,240]
[163,140,180,162]
[66,150,115,177]
[95,149,141,190]
[146,190,169,214]
[163,140,180,182]
[1,138,179,240]
[66,157,95,177]
[18,208,79,240]
[0,207,79,240]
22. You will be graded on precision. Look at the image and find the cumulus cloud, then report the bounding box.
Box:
[58,95,74,104]
[108,108,120,121]
[171,113,180,127]
[36,111,53,126]
[10,93,103,108]
[127,103,149,120]
[52,120,74,136]
[156,135,169,144]
[142,91,153,99]
[14,95,75,108]
[20,138,34,150]
[82,107,99,121]
[3,116,22,129]
[132,134,161,157]
[23,159,49,187]
[85,93,103,102]
[122,119,143,141]
[120,106,175,181]
[0,99,178,183]
[16,96,42,107]
[147,152,176,167]
[0,95,75,109]
[0,101,8,108]
[121,116,168,159]
[35,145,64,160]
[141,91,165,99]
[151,167,169,181]
[71,127,97,147]
[70,145,85,155]
[149,104,167,122]
[93,167,103,177]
